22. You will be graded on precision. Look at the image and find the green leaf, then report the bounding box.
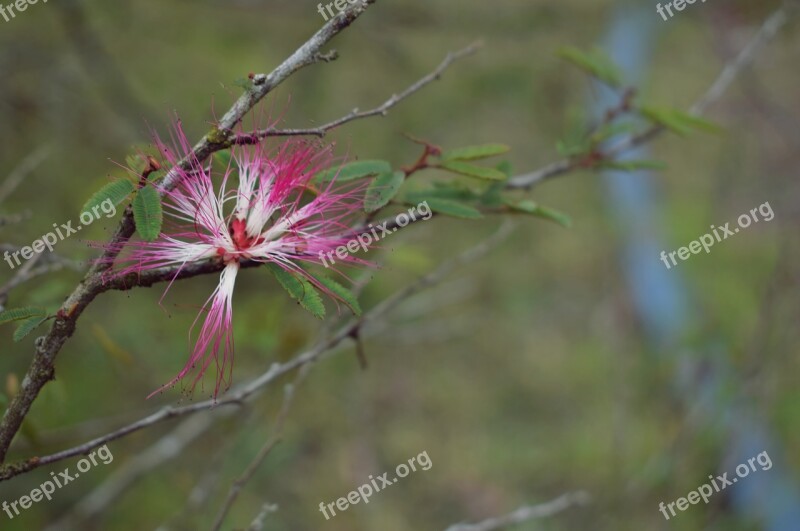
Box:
[638,106,692,136]
[639,106,722,137]
[364,171,405,212]
[670,111,724,135]
[315,160,392,183]
[495,160,513,178]
[125,154,148,175]
[81,180,135,217]
[0,307,47,326]
[441,144,510,161]
[233,77,254,90]
[405,184,479,204]
[480,183,506,208]
[413,198,483,219]
[534,206,572,228]
[557,47,622,88]
[556,139,589,158]
[476,162,514,208]
[132,184,163,242]
[504,199,571,227]
[266,264,325,319]
[438,160,507,181]
[13,316,49,342]
[315,275,362,316]
[556,109,592,157]
[148,169,166,182]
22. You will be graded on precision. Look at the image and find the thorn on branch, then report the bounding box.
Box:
[315,50,339,63]
[349,329,368,370]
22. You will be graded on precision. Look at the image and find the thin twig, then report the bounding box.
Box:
[233,41,483,142]
[210,364,311,531]
[0,252,45,310]
[0,245,82,270]
[444,491,590,531]
[44,414,217,531]
[690,6,790,115]
[0,146,51,204]
[0,212,30,227]
[247,503,279,531]
[507,4,791,190]
[0,249,83,310]
[155,412,250,531]
[0,246,82,310]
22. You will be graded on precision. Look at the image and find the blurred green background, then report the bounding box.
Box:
[0,0,798,530]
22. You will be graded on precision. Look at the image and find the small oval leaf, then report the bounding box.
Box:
[413,198,482,219]
[13,316,49,342]
[81,180,135,218]
[438,161,507,181]
[405,184,478,204]
[557,46,622,88]
[266,264,325,319]
[314,275,362,316]
[0,307,47,326]
[504,199,572,227]
[125,154,148,175]
[315,160,392,183]
[639,106,692,136]
[133,184,163,242]
[441,144,510,161]
[364,171,405,212]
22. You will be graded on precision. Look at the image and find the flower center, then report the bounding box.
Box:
[230,218,252,250]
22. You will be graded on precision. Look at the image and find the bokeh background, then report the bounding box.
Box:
[1,0,798,530]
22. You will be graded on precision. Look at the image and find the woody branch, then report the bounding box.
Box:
[0,0,379,465]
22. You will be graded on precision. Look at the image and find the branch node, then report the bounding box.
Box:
[316,50,339,63]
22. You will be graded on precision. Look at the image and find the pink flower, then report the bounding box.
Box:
[112,122,366,398]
